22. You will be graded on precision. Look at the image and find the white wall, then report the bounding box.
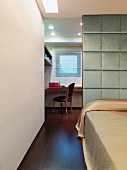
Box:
[0,0,44,170]
[45,66,52,88]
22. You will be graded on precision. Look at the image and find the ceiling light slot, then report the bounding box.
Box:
[42,0,58,13]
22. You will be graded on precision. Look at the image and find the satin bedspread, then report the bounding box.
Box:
[83,111,127,170]
[76,99,127,138]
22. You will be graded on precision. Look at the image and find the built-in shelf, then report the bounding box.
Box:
[44,46,52,66]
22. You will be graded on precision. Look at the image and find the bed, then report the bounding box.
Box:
[76,99,127,170]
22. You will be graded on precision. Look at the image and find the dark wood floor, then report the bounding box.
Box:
[17,108,87,170]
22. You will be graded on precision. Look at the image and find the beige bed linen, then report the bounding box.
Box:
[83,111,127,170]
[76,99,127,138]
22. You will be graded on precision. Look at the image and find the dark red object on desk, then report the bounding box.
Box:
[49,82,60,87]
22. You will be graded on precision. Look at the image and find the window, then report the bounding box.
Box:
[56,51,81,77]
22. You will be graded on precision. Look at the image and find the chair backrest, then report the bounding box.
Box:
[67,83,75,99]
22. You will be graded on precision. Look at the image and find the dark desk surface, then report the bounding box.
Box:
[45,86,82,94]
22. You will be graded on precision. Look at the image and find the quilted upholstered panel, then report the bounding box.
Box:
[83,15,127,104]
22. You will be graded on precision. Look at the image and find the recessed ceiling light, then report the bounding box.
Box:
[80,22,83,26]
[48,25,54,30]
[78,33,81,36]
[50,32,56,36]
[42,0,58,13]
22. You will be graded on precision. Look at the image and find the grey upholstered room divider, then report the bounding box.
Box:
[83,15,127,105]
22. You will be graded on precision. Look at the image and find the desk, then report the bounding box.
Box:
[45,86,82,108]
[45,86,82,94]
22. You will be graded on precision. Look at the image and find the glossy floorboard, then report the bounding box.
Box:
[17,109,87,170]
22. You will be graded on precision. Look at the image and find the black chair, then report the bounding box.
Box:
[52,83,75,113]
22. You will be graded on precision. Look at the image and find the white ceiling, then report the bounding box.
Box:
[36,0,127,45]
[44,18,82,45]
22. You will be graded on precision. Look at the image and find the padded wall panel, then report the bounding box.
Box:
[102,34,120,51]
[120,72,127,88]
[83,89,102,104]
[102,89,119,99]
[83,15,127,105]
[83,15,101,33]
[102,71,120,88]
[83,52,102,70]
[120,89,127,98]
[83,71,102,88]
[102,53,120,70]
[121,15,127,32]
[102,15,120,32]
[83,34,101,51]
[120,34,127,51]
[120,53,127,70]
